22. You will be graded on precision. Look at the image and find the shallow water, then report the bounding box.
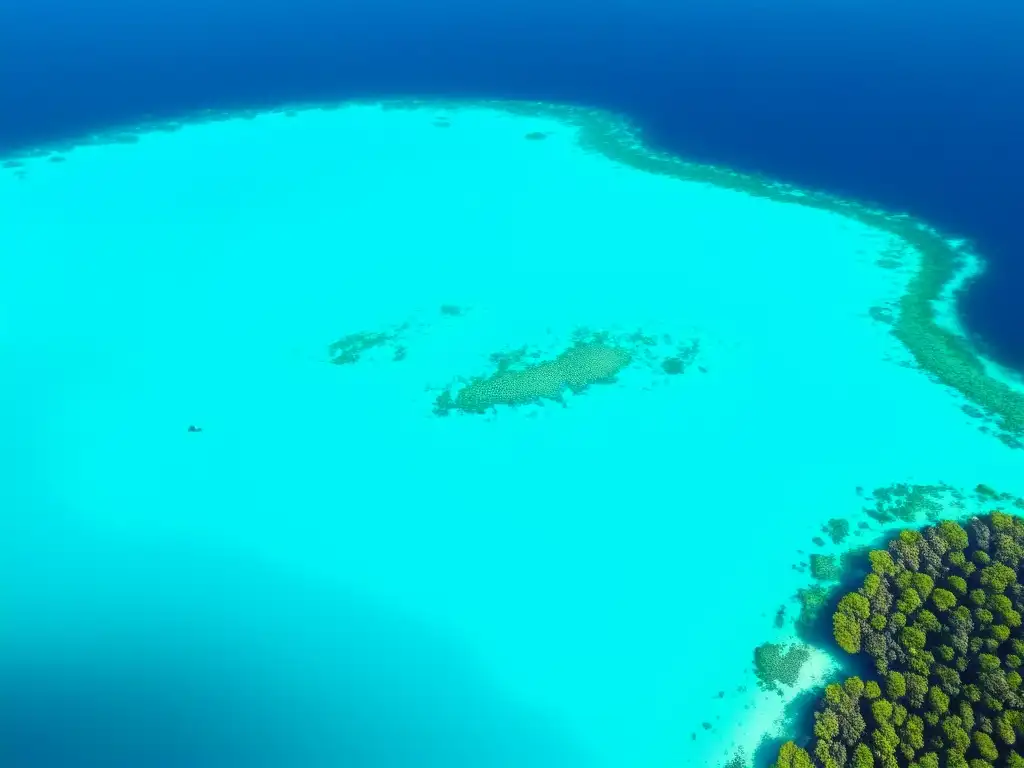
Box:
[2,101,1023,767]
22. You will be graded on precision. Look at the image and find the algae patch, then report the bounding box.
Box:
[432,326,703,416]
[433,339,632,415]
[327,324,409,365]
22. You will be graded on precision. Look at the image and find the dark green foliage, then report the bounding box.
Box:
[950,575,970,595]
[982,563,1018,593]
[906,672,930,708]
[774,511,1024,768]
[773,741,814,768]
[934,587,959,611]
[852,743,873,768]
[939,521,972,550]
[887,671,907,699]
[815,709,840,740]
[835,612,862,653]
[976,731,1000,761]
[834,594,871,654]
[916,609,942,632]
[869,550,898,576]
[863,573,882,597]
[900,625,927,652]
[840,593,872,620]
[913,573,936,599]
[898,587,923,614]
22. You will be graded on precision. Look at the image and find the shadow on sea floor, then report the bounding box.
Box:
[0,529,587,768]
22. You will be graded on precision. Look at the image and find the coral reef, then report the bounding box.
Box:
[433,339,632,415]
[827,519,853,545]
[864,484,958,525]
[327,325,407,365]
[755,642,812,692]
[812,554,843,582]
[432,329,702,416]
[774,511,1024,768]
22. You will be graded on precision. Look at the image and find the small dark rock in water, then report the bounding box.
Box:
[716,690,725,698]
[774,605,786,628]
[661,356,686,375]
[524,131,548,140]
[702,722,712,730]
[187,425,203,433]
[811,536,826,547]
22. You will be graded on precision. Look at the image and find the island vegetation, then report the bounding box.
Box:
[773,511,1024,768]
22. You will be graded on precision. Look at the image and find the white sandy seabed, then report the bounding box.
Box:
[1,100,1023,768]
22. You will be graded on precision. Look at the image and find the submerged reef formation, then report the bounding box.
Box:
[327,323,410,365]
[755,642,813,693]
[432,329,702,415]
[433,336,632,415]
[774,512,1024,768]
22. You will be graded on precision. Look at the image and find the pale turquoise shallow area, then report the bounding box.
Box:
[2,101,1023,767]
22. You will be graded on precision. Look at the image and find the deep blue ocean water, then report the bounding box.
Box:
[3,0,1023,369]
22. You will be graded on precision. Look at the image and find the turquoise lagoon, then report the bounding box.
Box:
[2,101,1024,767]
